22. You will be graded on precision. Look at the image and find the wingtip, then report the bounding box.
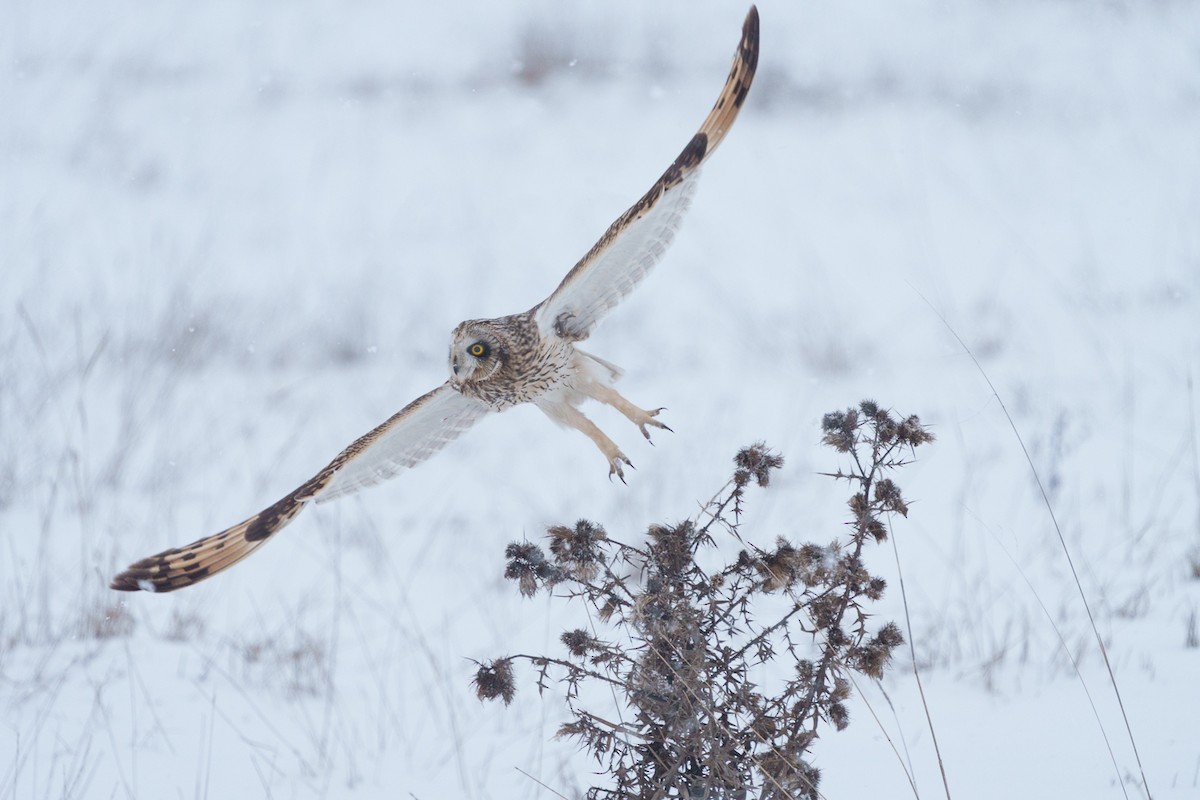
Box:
[742,6,761,74]
[110,574,139,592]
[110,569,162,593]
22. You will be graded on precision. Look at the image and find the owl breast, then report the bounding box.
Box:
[456,311,576,412]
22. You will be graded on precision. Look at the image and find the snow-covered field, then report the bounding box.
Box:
[3,0,1198,797]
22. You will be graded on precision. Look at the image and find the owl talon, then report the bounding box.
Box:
[609,454,634,483]
[637,408,672,442]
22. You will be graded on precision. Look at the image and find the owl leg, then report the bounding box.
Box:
[539,401,633,483]
[585,384,672,442]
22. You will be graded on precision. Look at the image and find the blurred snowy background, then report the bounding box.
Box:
[3,0,1199,797]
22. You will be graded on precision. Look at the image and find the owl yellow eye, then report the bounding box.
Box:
[468,342,488,358]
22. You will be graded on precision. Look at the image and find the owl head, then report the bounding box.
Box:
[448,319,507,385]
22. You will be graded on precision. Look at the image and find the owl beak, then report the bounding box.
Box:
[451,356,461,376]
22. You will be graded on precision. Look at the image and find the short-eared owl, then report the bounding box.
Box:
[112,7,759,593]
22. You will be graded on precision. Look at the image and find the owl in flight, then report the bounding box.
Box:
[112,7,759,593]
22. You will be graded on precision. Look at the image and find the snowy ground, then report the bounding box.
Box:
[3,0,1199,797]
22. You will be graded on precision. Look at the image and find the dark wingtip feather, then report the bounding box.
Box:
[744,6,760,57]
[110,573,145,592]
[109,489,312,594]
[740,7,760,98]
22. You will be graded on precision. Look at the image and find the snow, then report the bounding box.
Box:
[2,0,1198,797]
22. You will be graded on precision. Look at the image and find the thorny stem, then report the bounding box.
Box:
[505,653,630,691]
[727,600,809,665]
[695,478,741,539]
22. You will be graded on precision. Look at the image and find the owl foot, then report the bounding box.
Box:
[609,453,634,484]
[584,384,674,445]
[636,407,673,443]
[537,400,639,484]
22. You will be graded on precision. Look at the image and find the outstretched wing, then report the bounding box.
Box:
[316,382,487,501]
[533,6,759,342]
[111,383,488,593]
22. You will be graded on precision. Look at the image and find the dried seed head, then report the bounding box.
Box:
[599,594,625,623]
[848,624,904,679]
[876,415,900,444]
[759,753,821,800]
[735,442,785,486]
[472,658,516,705]
[547,519,607,581]
[829,701,849,730]
[821,409,859,452]
[755,538,822,592]
[874,479,909,517]
[648,522,693,577]
[899,414,935,447]
[503,542,552,597]
[561,628,601,659]
[876,622,904,649]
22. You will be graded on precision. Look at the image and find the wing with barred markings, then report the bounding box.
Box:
[533,6,759,342]
[110,383,488,593]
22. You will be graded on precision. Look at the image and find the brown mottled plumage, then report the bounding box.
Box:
[111,6,759,593]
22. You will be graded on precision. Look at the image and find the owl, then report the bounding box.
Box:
[112,7,759,593]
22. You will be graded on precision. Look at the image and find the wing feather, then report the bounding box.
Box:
[111,383,487,592]
[534,6,759,341]
[316,382,488,502]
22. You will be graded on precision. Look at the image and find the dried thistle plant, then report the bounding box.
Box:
[473,401,933,799]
